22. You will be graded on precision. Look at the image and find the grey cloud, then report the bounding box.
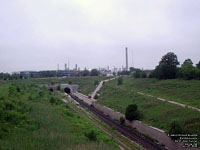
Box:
[0,0,200,73]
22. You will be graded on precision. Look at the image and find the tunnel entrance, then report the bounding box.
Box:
[64,87,71,94]
[49,88,54,92]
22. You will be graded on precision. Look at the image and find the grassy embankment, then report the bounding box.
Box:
[98,77,200,144]
[28,76,110,95]
[0,80,119,150]
[122,78,200,108]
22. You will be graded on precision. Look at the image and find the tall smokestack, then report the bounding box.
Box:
[68,59,70,70]
[65,63,67,70]
[57,64,59,71]
[126,47,128,71]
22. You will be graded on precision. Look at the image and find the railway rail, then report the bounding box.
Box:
[70,94,166,150]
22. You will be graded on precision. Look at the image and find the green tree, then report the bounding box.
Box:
[90,69,99,76]
[11,73,20,80]
[177,59,198,80]
[133,70,141,78]
[196,61,200,69]
[80,70,90,76]
[155,52,179,79]
[196,69,200,80]
[182,59,193,67]
[125,104,140,121]
[141,71,147,78]
[180,66,196,80]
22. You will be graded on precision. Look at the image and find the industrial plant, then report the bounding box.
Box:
[19,47,131,78]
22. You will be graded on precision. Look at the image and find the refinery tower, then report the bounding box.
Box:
[125,47,128,71]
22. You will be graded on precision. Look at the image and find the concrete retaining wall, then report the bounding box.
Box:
[92,103,196,150]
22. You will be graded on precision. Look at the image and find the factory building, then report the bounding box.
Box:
[20,70,78,78]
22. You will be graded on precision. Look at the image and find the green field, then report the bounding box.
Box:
[0,80,118,150]
[98,78,200,144]
[122,78,200,108]
[27,76,109,95]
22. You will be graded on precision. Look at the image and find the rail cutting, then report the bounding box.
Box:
[70,94,166,150]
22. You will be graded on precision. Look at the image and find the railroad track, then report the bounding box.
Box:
[70,94,166,150]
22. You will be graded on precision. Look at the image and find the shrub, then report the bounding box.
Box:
[16,87,21,93]
[94,94,98,99]
[38,91,44,97]
[133,70,141,78]
[0,96,5,101]
[125,104,140,121]
[50,97,56,104]
[141,71,147,78]
[169,120,185,140]
[8,86,17,97]
[117,77,123,85]
[57,85,61,91]
[111,126,116,130]
[120,117,125,125]
[132,69,147,78]
[85,130,97,141]
[50,97,61,105]
[94,80,99,86]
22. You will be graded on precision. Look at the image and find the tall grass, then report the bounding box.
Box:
[0,80,119,150]
[122,78,200,108]
[98,78,200,145]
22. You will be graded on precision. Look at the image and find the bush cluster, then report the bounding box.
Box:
[169,120,185,140]
[132,70,147,78]
[0,84,31,138]
[50,96,61,105]
[117,77,123,85]
[84,130,98,141]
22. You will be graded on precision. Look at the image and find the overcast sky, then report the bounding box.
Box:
[0,0,200,73]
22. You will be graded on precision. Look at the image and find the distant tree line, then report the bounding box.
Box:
[0,73,22,80]
[118,67,141,76]
[0,69,101,80]
[78,69,100,76]
[132,52,200,80]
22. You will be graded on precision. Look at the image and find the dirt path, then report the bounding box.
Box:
[91,76,118,99]
[137,92,200,112]
[91,76,200,112]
